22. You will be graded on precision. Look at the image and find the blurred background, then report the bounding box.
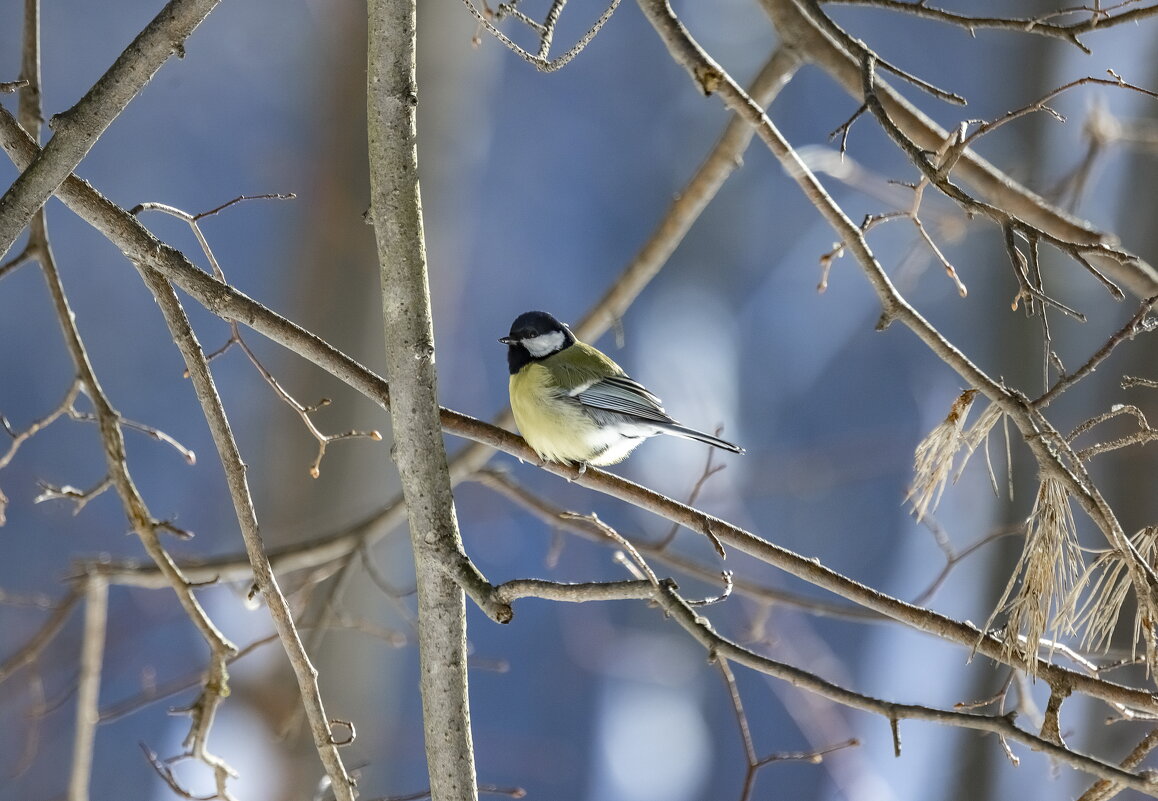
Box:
[1,0,1157,799]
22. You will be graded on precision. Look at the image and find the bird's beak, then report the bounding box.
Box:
[499,336,515,345]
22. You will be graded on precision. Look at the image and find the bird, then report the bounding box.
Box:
[500,310,743,467]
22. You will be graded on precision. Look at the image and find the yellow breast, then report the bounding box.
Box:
[510,364,591,464]
[509,363,624,465]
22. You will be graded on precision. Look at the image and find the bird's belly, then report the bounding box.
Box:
[510,367,645,465]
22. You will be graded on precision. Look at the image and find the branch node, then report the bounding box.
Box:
[694,64,723,95]
[329,719,357,747]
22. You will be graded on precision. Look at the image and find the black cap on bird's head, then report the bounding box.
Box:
[500,310,576,373]
[501,311,566,342]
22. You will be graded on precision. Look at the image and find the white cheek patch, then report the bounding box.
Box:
[523,330,566,358]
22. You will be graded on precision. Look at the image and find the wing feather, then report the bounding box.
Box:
[575,375,676,425]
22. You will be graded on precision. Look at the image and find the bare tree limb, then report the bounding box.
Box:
[759,0,1158,299]
[1077,727,1158,801]
[649,581,1158,797]
[0,587,80,685]
[573,45,801,339]
[0,0,222,260]
[823,0,1158,52]
[634,0,1158,674]
[138,269,356,800]
[367,0,493,798]
[494,578,654,604]
[67,575,106,801]
[493,573,1158,795]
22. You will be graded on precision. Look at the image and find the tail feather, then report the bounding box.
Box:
[656,422,744,454]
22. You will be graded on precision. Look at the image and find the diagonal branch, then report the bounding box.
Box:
[634,0,1158,672]
[650,581,1158,797]
[448,45,802,480]
[8,14,237,792]
[493,575,1158,795]
[824,0,1158,52]
[138,268,356,801]
[0,587,81,685]
[0,0,222,260]
[759,0,1158,299]
[573,46,800,339]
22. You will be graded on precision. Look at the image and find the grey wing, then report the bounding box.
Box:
[573,375,677,425]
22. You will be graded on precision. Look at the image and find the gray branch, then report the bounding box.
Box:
[0,0,222,260]
[367,0,489,798]
[760,0,1158,298]
[67,575,107,801]
[140,270,357,801]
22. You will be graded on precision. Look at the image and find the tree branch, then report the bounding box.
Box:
[650,581,1158,797]
[572,45,800,339]
[634,0,1158,674]
[66,575,106,801]
[493,574,1158,795]
[138,269,356,800]
[759,0,1158,299]
[823,0,1158,52]
[367,1,490,798]
[0,0,222,260]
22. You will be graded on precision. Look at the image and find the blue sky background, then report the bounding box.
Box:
[2,1,1158,800]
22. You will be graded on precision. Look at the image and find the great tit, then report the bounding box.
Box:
[500,310,744,467]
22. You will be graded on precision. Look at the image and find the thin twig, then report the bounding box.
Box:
[133,197,380,478]
[0,587,81,685]
[67,575,107,801]
[138,268,355,799]
[825,0,1158,53]
[650,580,1158,796]
[496,572,1158,795]
[1037,294,1158,408]
[1077,727,1158,801]
[0,379,81,470]
[462,0,622,72]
